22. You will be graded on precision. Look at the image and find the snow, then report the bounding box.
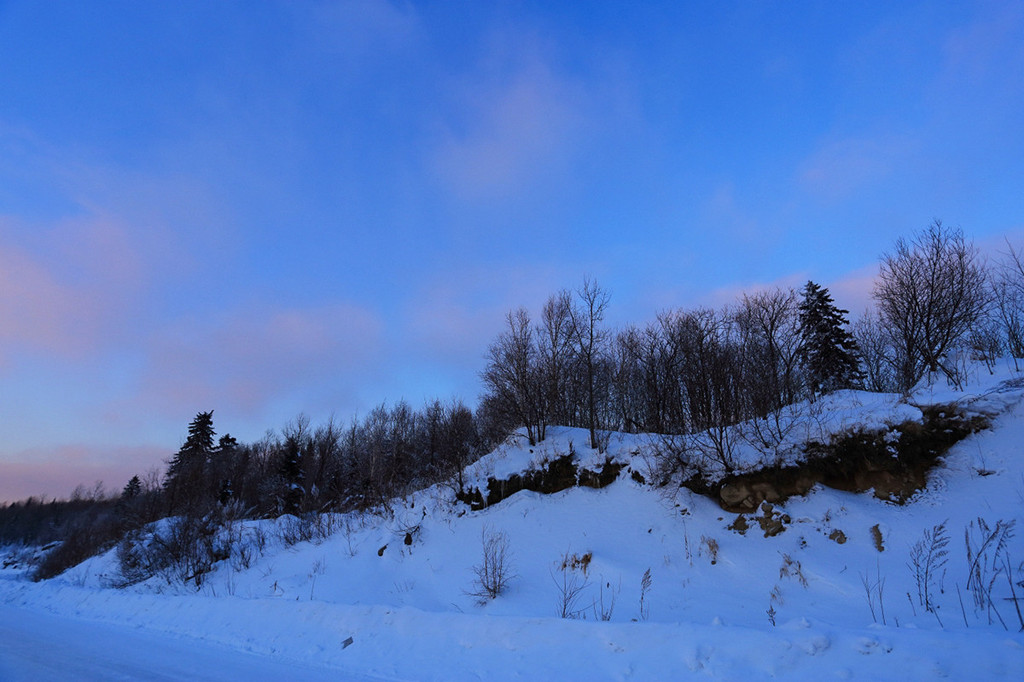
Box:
[0,603,382,682]
[3,362,1024,680]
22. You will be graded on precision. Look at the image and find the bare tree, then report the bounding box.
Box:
[992,240,1024,363]
[569,279,611,450]
[469,527,515,602]
[480,308,545,445]
[735,288,804,414]
[874,221,988,389]
[678,308,744,472]
[610,325,645,433]
[538,291,576,429]
[430,399,479,494]
[852,309,900,393]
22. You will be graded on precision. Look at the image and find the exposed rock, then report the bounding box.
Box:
[578,458,625,488]
[728,515,749,535]
[753,502,791,538]
[712,405,987,513]
[719,482,752,510]
[870,524,885,552]
[456,452,626,511]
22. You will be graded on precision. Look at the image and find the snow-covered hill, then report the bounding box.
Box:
[3,363,1024,680]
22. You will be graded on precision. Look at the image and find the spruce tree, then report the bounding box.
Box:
[121,475,142,500]
[798,281,864,394]
[116,474,143,528]
[164,411,216,512]
[278,436,304,514]
[214,433,238,505]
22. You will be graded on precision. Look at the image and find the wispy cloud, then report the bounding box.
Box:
[797,135,915,203]
[939,2,1024,87]
[701,182,762,242]
[305,0,419,55]
[0,444,167,503]
[431,43,590,202]
[0,214,146,366]
[829,265,880,318]
[403,263,566,362]
[138,302,384,418]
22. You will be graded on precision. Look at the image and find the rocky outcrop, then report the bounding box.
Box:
[711,404,987,513]
[456,455,625,511]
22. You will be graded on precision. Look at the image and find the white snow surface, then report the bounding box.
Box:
[3,361,1024,680]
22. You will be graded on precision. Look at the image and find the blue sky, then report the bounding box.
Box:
[1,0,1022,501]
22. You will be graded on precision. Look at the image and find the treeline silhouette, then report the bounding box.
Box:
[3,221,1022,582]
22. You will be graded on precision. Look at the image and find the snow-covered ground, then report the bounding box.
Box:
[3,362,1024,680]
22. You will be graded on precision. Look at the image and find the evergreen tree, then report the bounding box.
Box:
[116,474,144,528]
[121,475,142,500]
[164,411,216,512]
[217,433,238,452]
[214,433,238,505]
[798,281,864,393]
[183,411,216,461]
[278,436,304,514]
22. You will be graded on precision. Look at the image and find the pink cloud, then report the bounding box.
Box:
[403,263,570,361]
[0,143,237,370]
[829,265,880,319]
[0,214,146,365]
[0,240,89,359]
[697,272,810,310]
[138,302,384,417]
[0,443,167,503]
[642,265,879,321]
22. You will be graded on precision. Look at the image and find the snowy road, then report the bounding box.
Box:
[0,604,385,682]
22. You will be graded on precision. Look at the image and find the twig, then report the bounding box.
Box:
[1004,557,1024,631]
[956,583,969,628]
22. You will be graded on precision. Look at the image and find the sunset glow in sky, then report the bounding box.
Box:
[2,1,1023,501]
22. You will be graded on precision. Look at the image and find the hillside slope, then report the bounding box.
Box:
[3,363,1024,680]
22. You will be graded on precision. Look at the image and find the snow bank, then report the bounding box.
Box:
[3,363,1024,680]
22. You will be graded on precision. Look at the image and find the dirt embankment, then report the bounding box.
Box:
[457,405,987,514]
[708,405,988,512]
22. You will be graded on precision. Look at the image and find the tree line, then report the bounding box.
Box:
[2,221,1022,578]
[481,221,1017,453]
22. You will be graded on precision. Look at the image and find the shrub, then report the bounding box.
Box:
[908,520,949,616]
[113,510,235,588]
[468,527,514,602]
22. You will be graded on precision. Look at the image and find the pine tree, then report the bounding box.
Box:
[164,411,216,512]
[278,436,304,514]
[116,474,144,528]
[798,281,864,394]
[214,433,238,505]
[182,411,216,461]
[121,475,142,500]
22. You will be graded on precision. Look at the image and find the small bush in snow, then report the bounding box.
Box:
[114,510,235,588]
[779,553,808,588]
[700,536,720,565]
[860,560,887,625]
[469,527,514,602]
[908,520,949,618]
[552,552,590,620]
[964,517,1015,627]
[592,578,618,621]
